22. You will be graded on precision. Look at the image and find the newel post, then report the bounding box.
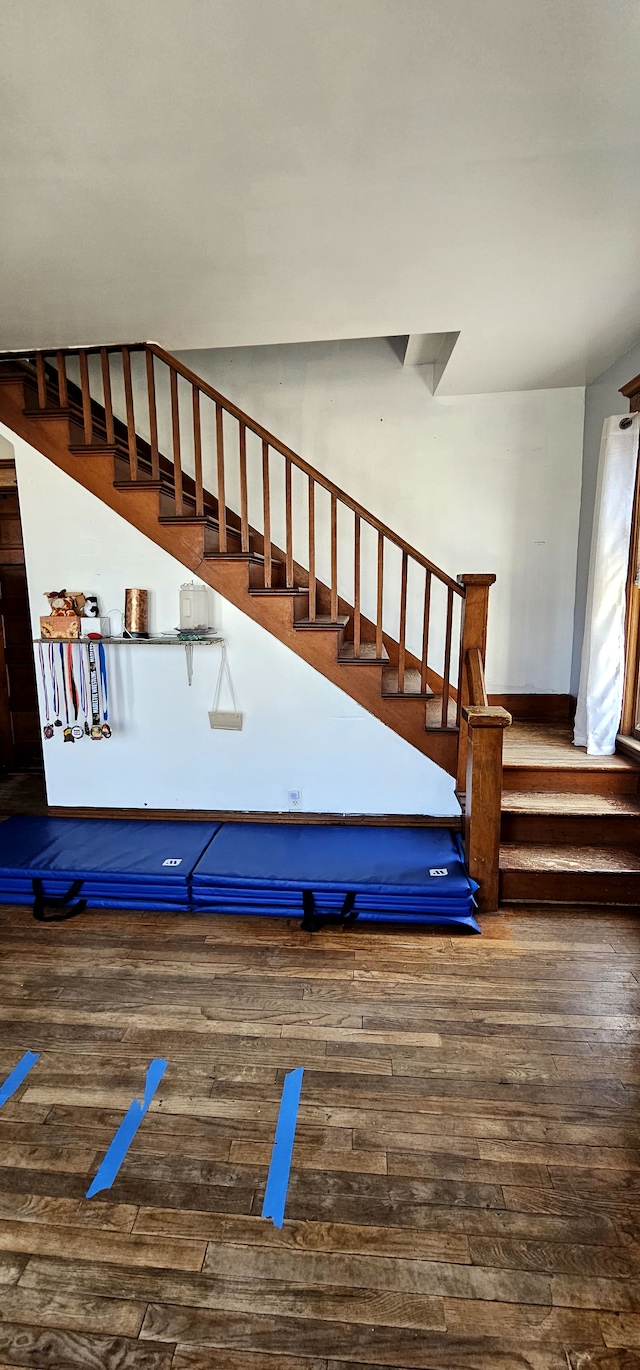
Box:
[456,573,496,791]
[463,704,511,913]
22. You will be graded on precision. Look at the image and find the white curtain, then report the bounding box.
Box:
[574,413,640,755]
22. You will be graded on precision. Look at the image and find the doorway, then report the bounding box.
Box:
[0,456,42,774]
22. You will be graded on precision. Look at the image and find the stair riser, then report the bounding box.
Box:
[501,813,640,845]
[503,768,640,795]
[500,870,640,904]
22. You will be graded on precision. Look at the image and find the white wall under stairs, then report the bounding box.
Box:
[7,426,458,816]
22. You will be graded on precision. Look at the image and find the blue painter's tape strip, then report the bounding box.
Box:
[0,1051,40,1108]
[262,1066,304,1229]
[86,1058,167,1199]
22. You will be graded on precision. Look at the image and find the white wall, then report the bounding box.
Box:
[179,338,585,694]
[6,425,458,817]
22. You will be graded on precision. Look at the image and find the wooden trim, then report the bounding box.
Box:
[47,805,461,828]
[620,371,640,410]
[620,417,640,736]
[616,732,640,765]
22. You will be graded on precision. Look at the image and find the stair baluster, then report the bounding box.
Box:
[192,385,204,518]
[169,365,183,516]
[262,440,272,589]
[145,351,159,480]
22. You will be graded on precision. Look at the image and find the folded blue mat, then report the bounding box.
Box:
[0,816,479,932]
[191,823,479,931]
[0,817,220,919]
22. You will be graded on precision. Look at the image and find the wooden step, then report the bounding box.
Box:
[250,585,308,598]
[502,721,639,793]
[114,477,165,491]
[294,614,349,630]
[425,694,457,730]
[24,406,71,422]
[339,641,390,665]
[382,666,433,698]
[502,790,640,844]
[158,512,216,526]
[500,841,640,904]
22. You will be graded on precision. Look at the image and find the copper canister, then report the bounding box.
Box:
[124,588,149,638]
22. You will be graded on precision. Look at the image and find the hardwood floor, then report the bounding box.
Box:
[0,901,638,1367]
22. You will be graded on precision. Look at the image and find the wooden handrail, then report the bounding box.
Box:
[2,339,464,595]
[465,645,488,706]
[148,344,463,594]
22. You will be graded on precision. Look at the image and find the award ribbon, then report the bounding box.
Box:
[49,643,62,728]
[88,642,102,740]
[38,643,53,740]
[98,642,111,738]
[67,644,84,739]
[79,644,90,735]
[60,642,74,743]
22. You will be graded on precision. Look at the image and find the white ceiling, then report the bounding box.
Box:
[1,0,640,394]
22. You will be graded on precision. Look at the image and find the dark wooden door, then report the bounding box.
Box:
[0,461,41,771]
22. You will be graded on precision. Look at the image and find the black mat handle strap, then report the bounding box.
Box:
[32,878,88,922]
[301,889,359,932]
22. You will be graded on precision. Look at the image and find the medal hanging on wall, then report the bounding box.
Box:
[67,643,84,740]
[98,642,111,738]
[38,643,54,740]
[88,642,103,740]
[79,644,90,736]
[59,642,74,743]
[49,643,62,729]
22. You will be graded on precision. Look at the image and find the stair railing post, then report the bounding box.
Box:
[456,573,496,792]
[463,704,511,913]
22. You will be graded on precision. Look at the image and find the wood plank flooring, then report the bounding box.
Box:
[0,902,639,1368]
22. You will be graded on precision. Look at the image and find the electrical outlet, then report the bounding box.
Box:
[288,788,303,810]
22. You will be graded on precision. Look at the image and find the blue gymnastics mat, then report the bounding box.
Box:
[0,817,220,918]
[0,816,479,931]
[191,823,480,931]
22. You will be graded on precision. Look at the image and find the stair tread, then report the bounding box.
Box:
[500,842,640,873]
[295,615,349,628]
[340,642,390,664]
[425,695,457,729]
[503,722,636,771]
[502,790,640,817]
[382,667,433,697]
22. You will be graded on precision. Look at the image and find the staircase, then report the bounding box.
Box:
[0,344,494,783]
[1,343,638,913]
[500,720,640,904]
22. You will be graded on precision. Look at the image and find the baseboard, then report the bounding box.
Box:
[488,693,575,722]
[47,806,462,828]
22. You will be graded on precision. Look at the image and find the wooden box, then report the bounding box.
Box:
[40,615,80,640]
